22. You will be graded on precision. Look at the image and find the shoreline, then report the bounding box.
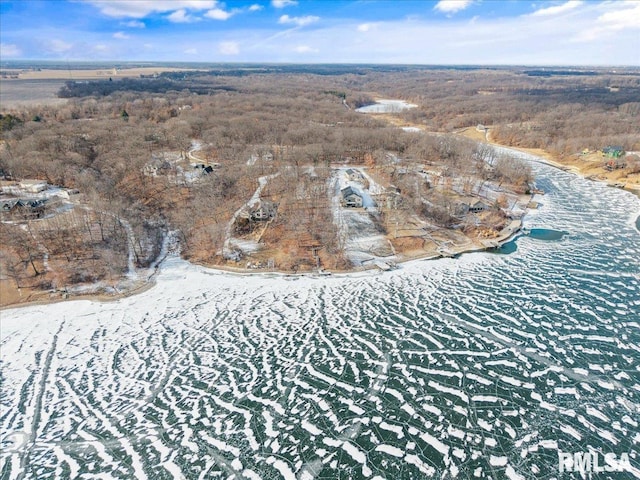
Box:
[13,128,638,310]
[1,217,525,310]
[457,127,640,200]
[1,131,538,311]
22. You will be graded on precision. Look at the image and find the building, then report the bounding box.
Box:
[602,146,624,158]
[249,200,277,221]
[1,198,47,219]
[345,168,364,182]
[605,158,626,171]
[468,199,490,213]
[457,197,491,215]
[143,158,173,177]
[341,186,363,208]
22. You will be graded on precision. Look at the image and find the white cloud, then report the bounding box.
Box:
[279,14,319,27]
[434,0,473,14]
[572,2,640,41]
[357,23,377,32]
[597,2,640,29]
[167,9,199,23]
[0,43,22,57]
[531,1,583,17]
[219,41,240,55]
[48,39,73,53]
[205,8,233,20]
[244,3,638,65]
[249,4,263,11]
[295,45,318,53]
[113,31,130,39]
[83,1,216,18]
[184,48,198,55]
[122,20,145,28]
[271,0,297,8]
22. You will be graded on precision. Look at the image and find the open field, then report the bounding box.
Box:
[1,79,68,108]
[1,66,201,80]
[0,66,201,109]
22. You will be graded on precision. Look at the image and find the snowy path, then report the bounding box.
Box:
[222,173,279,258]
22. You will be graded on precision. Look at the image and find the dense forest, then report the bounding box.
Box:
[1,66,637,297]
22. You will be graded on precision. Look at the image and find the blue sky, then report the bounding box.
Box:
[1,1,638,65]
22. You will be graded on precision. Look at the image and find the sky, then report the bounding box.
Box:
[0,0,639,65]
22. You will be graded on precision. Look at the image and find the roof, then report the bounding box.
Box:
[341,186,361,198]
[249,199,276,213]
[459,196,487,205]
[2,200,22,210]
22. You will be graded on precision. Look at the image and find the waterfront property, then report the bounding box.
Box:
[249,200,277,221]
[341,186,363,208]
[605,158,627,171]
[602,146,624,158]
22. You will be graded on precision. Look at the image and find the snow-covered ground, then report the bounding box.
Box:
[355,99,418,114]
[331,168,396,266]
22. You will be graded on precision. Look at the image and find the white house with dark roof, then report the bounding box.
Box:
[341,186,363,208]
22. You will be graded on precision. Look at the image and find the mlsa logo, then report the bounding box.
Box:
[558,451,632,474]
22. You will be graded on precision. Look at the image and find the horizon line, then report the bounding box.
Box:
[2,60,639,69]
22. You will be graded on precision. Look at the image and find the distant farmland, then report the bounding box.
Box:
[0,79,67,108]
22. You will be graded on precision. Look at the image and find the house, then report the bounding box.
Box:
[24,199,46,218]
[605,158,626,171]
[143,158,172,177]
[2,199,24,213]
[468,199,490,213]
[249,200,277,221]
[341,186,363,208]
[1,198,47,219]
[457,197,491,214]
[602,146,624,158]
[345,168,364,182]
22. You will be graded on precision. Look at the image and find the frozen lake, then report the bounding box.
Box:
[355,99,417,114]
[2,150,640,479]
